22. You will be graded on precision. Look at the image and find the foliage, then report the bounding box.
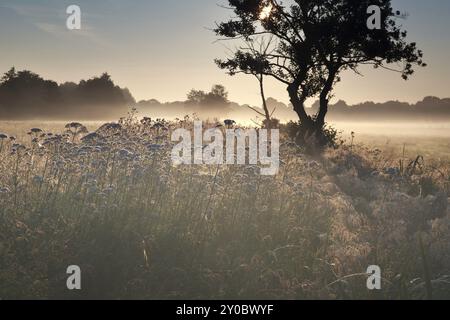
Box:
[0,68,135,120]
[285,120,340,152]
[187,85,230,109]
[214,0,426,136]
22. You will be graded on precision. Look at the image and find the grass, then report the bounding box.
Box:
[0,115,449,300]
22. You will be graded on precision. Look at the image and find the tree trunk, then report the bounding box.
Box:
[287,82,313,128]
[288,79,332,152]
[259,75,272,125]
[317,69,337,128]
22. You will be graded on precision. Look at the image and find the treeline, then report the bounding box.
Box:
[1,68,449,122]
[138,95,450,123]
[0,68,135,120]
[136,91,298,122]
[310,98,450,122]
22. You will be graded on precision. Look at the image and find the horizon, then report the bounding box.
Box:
[2,66,450,108]
[1,0,449,107]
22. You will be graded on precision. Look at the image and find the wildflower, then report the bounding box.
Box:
[12,143,26,152]
[0,187,10,194]
[77,146,93,155]
[103,186,115,195]
[87,185,98,195]
[307,161,321,170]
[32,176,44,184]
[146,143,163,152]
[152,123,166,130]
[54,160,66,168]
[224,119,236,128]
[97,123,122,133]
[141,117,152,125]
[0,133,8,152]
[118,149,134,159]
[65,122,84,130]
[30,128,43,134]
[384,167,400,176]
[370,170,380,177]
[81,132,100,143]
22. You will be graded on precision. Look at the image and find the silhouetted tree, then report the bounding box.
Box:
[311,97,450,121]
[0,69,60,118]
[215,0,426,145]
[217,36,277,127]
[187,89,207,105]
[205,84,229,107]
[1,67,17,83]
[186,85,231,116]
[0,69,135,120]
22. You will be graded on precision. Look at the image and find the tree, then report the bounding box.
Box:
[216,36,277,127]
[214,0,425,145]
[204,84,229,107]
[0,69,60,118]
[76,72,135,116]
[186,85,231,115]
[1,67,17,83]
[0,68,136,120]
[187,89,207,105]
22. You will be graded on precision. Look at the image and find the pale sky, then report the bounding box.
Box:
[0,0,449,107]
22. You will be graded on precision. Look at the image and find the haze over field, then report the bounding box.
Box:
[1,68,449,125]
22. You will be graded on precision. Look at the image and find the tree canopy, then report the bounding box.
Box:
[0,68,135,120]
[186,84,231,115]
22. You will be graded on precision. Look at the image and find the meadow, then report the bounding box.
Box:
[0,115,449,299]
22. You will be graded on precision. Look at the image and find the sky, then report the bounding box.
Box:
[0,0,449,107]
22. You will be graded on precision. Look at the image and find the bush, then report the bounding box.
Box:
[284,120,340,152]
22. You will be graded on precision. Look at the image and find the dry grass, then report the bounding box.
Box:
[0,115,449,300]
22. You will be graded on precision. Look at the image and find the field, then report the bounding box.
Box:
[0,117,449,299]
[333,121,450,160]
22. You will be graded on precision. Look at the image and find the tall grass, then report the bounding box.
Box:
[0,114,449,299]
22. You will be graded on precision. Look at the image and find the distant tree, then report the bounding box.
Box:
[1,67,17,83]
[186,85,231,116]
[310,97,450,121]
[215,0,426,146]
[0,68,136,120]
[204,84,229,107]
[74,72,134,117]
[137,99,162,108]
[187,89,207,105]
[121,88,136,105]
[0,69,60,118]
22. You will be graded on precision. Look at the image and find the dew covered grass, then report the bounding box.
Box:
[0,115,449,300]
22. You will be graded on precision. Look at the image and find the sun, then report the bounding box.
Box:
[259,3,273,20]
